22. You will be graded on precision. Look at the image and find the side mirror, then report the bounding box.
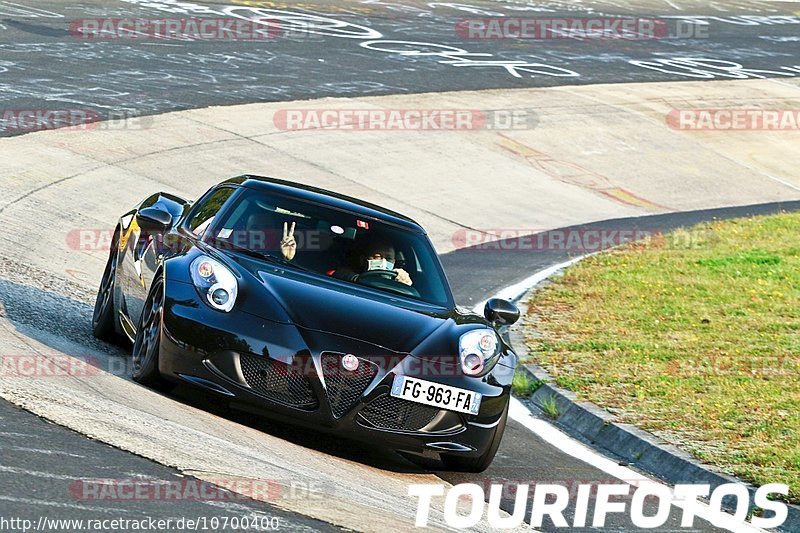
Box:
[484,298,520,326]
[137,207,172,231]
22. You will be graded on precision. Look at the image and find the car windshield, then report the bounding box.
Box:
[205,187,452,306]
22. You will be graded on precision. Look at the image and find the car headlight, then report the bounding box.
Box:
[459,329,501,376]
[190,256,238,312]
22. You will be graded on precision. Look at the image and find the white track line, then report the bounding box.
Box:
[480,259,767,533]
[509,399,764,532]
[472,256,585,313]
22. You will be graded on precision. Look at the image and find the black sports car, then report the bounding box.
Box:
[92,176,520,471]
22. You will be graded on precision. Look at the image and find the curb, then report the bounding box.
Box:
[509,281,800,533]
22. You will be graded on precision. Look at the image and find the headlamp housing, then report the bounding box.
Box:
[190,256,238,313]
[459,328,501,377]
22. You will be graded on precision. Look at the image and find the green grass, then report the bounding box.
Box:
[523,212,800,503]
[512,370,542,398]
[540,395,560,419]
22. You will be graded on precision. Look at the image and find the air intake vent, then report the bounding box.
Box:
[239,354,317,410]
[321,353,379,418]
[358,394,441,432]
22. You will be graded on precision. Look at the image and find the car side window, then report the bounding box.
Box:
[140,193,160,210]
[186,187,235,237]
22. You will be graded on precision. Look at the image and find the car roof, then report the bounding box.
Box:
[223,175,425,233]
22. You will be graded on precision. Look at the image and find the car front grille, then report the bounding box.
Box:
[358,394,442,432]
[239,354,317,410]
[321,353,379,418]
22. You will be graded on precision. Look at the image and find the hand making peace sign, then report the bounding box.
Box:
[280,221,297,261]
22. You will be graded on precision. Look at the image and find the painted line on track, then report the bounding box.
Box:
[471,256,586,315]
[509,400,765,533]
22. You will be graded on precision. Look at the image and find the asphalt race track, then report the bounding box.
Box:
[3,199,800,530]
[0,401,337,532]
[1,0,799,531]
[0,0,799,133]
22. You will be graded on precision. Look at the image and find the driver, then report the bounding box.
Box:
[333,235,413,286]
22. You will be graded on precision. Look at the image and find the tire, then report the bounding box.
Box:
[92,228,121,342]
[131,275,172,391]
[441,400,509,473]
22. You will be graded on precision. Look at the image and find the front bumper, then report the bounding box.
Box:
[159,281,513,457]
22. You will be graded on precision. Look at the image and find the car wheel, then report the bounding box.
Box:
[131,275,172,391]
[441,401,509,473]
[92,228,121,342]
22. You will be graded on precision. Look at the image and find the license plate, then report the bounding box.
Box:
[390,375,481,415]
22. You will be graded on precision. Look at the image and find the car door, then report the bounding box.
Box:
[118,194,160,333]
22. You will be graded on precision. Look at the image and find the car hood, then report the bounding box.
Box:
[240,263,452,354]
